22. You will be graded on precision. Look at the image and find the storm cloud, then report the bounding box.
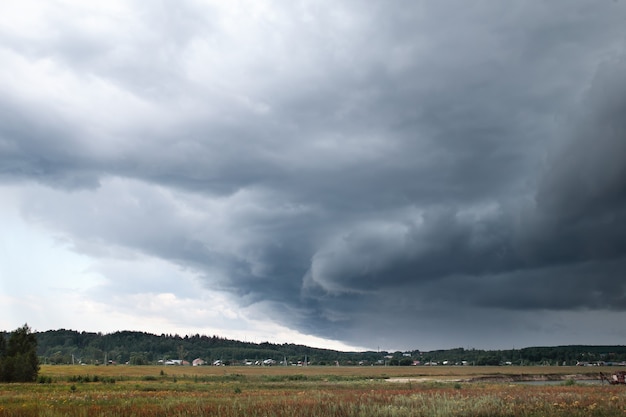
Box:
[1,0,626,350]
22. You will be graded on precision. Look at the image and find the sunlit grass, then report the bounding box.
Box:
[35,364,610,379]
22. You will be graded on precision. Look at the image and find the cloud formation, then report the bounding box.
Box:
[1,0,626,350]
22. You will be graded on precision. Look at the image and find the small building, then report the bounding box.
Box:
[192,358,206,366]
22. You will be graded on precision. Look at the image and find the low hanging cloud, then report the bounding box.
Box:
[2,0,626,349]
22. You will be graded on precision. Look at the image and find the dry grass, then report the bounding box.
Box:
[1,365,623,416]
[37,364,608,380]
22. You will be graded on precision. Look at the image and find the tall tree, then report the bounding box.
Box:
[0,332,6,356]
[0,324,40,382]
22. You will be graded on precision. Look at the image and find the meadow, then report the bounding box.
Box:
[1,365,625,416]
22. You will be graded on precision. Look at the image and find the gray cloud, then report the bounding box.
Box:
[2,0,626,349]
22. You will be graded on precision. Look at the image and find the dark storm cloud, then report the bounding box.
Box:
[2,0,626,348]
[302,55,626,314]
[533,59,626,257]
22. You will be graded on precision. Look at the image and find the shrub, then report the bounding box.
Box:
[38,375,52,384]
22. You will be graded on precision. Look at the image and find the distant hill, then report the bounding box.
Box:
[31,329,381,366]
[3,329,625,366]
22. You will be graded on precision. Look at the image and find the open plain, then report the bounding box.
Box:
[1,365,625,416]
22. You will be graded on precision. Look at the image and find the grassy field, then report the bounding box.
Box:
[1,365,625,416]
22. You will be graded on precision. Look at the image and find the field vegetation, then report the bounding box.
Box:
[1,365,625,416]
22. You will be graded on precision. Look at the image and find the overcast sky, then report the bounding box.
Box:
[1,0,626,352]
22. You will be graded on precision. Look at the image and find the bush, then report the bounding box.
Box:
[38,375,52,384]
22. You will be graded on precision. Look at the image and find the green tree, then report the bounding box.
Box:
[0,332,6,359]
[0,324,40,382]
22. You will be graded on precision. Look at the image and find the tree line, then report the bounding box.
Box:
[419,346,626,366]
[25,328,626,367]
[33,329,371,366]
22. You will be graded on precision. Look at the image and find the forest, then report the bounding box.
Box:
[6,329,624,367]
